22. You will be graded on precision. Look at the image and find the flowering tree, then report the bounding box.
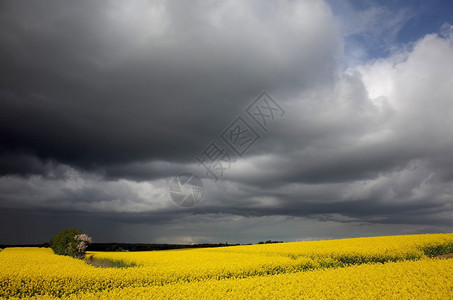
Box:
[74,233,92,258]
[50,229,92,259]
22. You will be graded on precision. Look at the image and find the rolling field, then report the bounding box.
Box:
[1,233,453,299]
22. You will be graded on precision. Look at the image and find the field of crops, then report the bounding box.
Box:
[1,233,453,299]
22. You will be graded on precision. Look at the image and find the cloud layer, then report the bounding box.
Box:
[1,0,453,243]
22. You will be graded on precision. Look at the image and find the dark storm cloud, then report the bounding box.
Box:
[1,0,453,244]
[0,0,340,176]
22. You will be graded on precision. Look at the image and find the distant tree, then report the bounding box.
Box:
[50,229,92,259]
[106,244,121,252]
[258,240,283,244]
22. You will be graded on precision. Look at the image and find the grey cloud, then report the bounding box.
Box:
[1,0,453,244]
[0,0,340,176]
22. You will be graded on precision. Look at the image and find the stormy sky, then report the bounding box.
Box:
[1,0,453,244]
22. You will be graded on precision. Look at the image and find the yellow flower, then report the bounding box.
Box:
[1,233,453,299]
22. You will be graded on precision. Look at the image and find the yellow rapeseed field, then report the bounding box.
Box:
[1,233,453,299]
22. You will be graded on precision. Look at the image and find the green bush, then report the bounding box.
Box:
[50,228,91,258]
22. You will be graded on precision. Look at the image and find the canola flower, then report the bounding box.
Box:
[1,233,453,299]
[63,258,453,300]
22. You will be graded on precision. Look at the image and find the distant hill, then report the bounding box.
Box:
[0,242,240,251]
[0,240,286,251]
